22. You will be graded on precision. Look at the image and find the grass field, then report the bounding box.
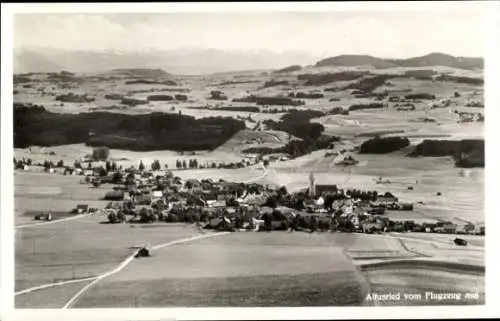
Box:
[15,279,96,309]
[73,232,369,307]
[15,213,484,308]
[14,171,110,226]
[15,216,205,291]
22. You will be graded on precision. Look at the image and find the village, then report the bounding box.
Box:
[13,150,485,240]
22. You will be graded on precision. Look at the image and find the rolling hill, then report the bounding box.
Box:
[315,53,483,70]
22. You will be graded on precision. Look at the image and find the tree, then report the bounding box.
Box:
[263,159,270,167]
[57,159,64,168]
[193,159,198,168]
[105,161,112,172]
[182,160,187,169]
[112,171,123,184]
[125,172,136,186]
[98,166,108,177]
[176,160,181,169]
[226,197,239,207]
[74,160,82,169]
[26,158,32,166]
[277,185,288,196]
[324,194,336,209]
[92,146,110,161]
[264,195,278,208]
[111,162,117,171]
[165,171,173,179]
[151,159,161,171]
[43,160,51,170]
[139,160,145,172]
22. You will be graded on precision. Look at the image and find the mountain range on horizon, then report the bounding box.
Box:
[14,47,483,75]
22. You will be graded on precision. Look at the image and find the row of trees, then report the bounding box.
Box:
[136,160,168,172]
[175,159,198,169]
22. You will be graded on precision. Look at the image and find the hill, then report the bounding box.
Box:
[109,68,171,78]
[315,55,398,69]
[390,53,483,70]
[14,50,63,73]
[315,53,483,70]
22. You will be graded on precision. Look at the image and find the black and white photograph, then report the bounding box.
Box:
[1,2,499,320]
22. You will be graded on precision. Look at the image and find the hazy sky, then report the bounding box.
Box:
[14,10,487,58]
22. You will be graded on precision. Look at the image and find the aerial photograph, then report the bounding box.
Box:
[11,9,485,309]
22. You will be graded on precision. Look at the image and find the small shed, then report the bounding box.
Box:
[75,204,89,214]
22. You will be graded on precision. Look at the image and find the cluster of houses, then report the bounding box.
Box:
[15,156,485,237]
[78,167,483,236]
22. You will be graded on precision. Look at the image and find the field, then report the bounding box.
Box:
[15,214,484,308]
[256,151,484,224]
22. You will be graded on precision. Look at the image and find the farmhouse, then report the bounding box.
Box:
[315,184,338,196]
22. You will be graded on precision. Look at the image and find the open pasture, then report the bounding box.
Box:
[15,216,205,296]
[14,171,110,226]
[73,232,375,307]
[68,230,483,308]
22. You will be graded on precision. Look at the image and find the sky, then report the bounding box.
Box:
[13,9,488,58]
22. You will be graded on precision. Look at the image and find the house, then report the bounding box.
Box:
[435,221,457,234]
[151,191,163,202]
[259,207,274,215]
[475,224,485,235]
[397,203,414,211]
[377,192,398,204]
[135,193,152,205]
[216,194,228,201]
[81,154,93,163]
[74,204,89,214]
[101,175,115,184]
[315,184,338,196]
[206,200,226,208]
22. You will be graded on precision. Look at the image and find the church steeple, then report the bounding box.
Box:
[309,172,315,197]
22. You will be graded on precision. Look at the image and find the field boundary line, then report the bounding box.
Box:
[16,214,86,229]
[243,163,268,183]
[15,276,98,296]
[152,231,230,251]
[62,231,229,309]
[356,232,483,251]
[390,233,484,250]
